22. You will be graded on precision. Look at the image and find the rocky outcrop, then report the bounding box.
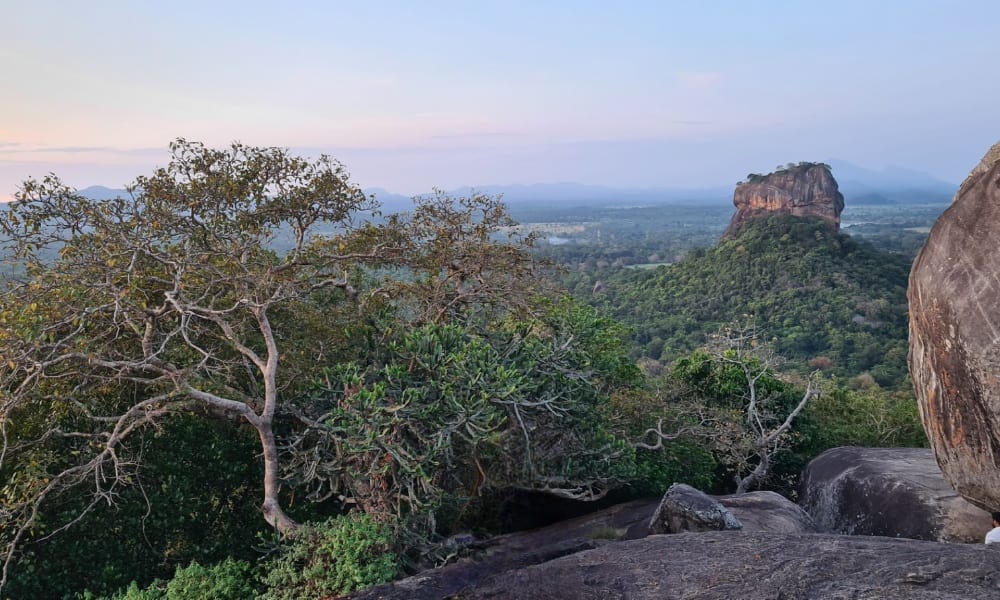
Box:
[352,499,656,600]
[648,483,742,534]
[724,163,844,238]
[720,490,817,534]
[643,485,816,536]
[909,140,1000,512]
[356,486,824,599]
[360,533,1000,599]
[799,446,990,542]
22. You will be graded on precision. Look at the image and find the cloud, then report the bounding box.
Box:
[429,132,522,140]
[0,145,167,157]
[28,145,115,153]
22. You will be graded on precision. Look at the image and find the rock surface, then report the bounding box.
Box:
[647,483,741,534]
[720,489,817,534]
[800,446,990,542]
[359,532,1000,599]
[909,140,1000,511]
[352,499,657,600]
[724,163,844,238]
[356,488,822,599]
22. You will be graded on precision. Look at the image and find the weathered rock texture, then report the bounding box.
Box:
[909,140,1000,512]
[352,499,656,600]
[648,483,741,534]
[359,533,1000,599]
[724,163,844,238]
[356,489,822,599]
[800,446,990,542]
[720,489,817,534]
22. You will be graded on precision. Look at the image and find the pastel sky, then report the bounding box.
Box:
[1,0,998,199]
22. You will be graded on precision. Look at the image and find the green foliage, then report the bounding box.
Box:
[629,440,717,495]
[592,215,912,388]
[93,581,162,600]
[7,416,266,600]
[798,385,928,452]
[161,559,259,600]
[606,387,718,495]
[90,558,258,600]
[284,298,640,535]
[259,514,397,600]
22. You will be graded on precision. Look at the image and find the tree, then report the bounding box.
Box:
[642,321,820,494]
[0,140,564,590]
[703,321,820,493]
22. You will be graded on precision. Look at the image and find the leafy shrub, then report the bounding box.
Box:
[798,386,928,451]
[163,559,259,600]
[87,581,163,600]
[90,558,257,600]
[260,513,398,600]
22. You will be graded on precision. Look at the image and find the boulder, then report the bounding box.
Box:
[799,446,990,542]
[647,483,741,534]
[909,140,1000,512]
[443,532,1000,600]
[724,163,844,238]
[720,490,817,534]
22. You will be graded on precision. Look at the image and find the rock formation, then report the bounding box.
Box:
[647,483,742,534]
[354,486,822,599]
[720,490,817,534]
[909,140,1000,511]
[355,532,1000,599]
[800,447,989,542]
[724,162,845,238]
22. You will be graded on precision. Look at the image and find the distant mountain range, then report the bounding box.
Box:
[826,160,956,204]
[76,185,126,200]
[366,183,733,213]
[76,161,957,211]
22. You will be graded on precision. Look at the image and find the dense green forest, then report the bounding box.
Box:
[571,215,913,389]
[0,143,933,599]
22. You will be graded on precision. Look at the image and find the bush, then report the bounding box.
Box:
[92,558,257,600]
[163,559,259,600]
[260,513,398,600]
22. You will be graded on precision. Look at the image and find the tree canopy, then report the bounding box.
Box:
[0,140,640,593]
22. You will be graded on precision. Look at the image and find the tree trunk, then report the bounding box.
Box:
[256,420,299,534]
[735,451,769,494]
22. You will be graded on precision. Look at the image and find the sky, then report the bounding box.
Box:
[1,0,998,199]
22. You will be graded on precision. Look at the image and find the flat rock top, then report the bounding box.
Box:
[452,532,1000,600]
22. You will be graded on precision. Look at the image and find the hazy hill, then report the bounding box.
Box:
[74,170,953,212]
[77,185,129,200]
[826,160,955,204]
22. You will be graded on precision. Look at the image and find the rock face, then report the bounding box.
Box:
[648,483,742,534]
[800,446,990,542]
[360,533,1000,599]
[724,163,844,238]
[909,140,1000,512]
